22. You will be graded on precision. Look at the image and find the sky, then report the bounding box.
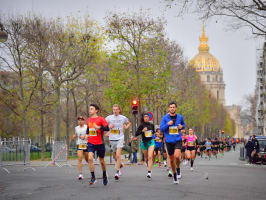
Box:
[0,0,261,106]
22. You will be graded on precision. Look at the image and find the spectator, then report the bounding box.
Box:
[131,136,138,164]
[251,135,260,163]
[245,139,253,164]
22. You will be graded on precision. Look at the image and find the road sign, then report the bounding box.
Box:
[147,112,153,121]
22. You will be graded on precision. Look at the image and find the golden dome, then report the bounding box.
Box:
[190,23,221,72]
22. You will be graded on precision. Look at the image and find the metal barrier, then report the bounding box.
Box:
[46,140,71,168]
[0,138,35,173]
[239,146,245,161]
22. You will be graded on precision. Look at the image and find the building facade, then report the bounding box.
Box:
[190,24,244,138]
[255,41,266,136]
[190,24,226,105]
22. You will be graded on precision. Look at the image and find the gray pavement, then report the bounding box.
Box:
[1,145,266,200]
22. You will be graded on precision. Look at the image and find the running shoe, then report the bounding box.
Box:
[190,167,194,171]
[168,170,173,177]
[154,163,158,167]
[164,160,167,167]
[103,176,108,186]
[114,173,119,180]
[177,172,182,179]
[118,170,122,176]
[78,174,83,180]
[147,172,152,179]
[173,176,179,184]
[89,177,97,185]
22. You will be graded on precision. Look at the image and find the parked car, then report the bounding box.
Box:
[30,145,41,152]
[249,136,266,164]
[1,146,16,153]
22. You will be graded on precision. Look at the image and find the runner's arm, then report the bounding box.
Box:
[160,117,169,132]
[135,125,144,137]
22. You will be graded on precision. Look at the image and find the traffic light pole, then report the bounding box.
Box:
[131,113,137,163]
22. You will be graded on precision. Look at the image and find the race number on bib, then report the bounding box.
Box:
[78,144,87,150]
[144,130,152,138]
[89,128,97,136]
[169,126,179,135]
[111,129,120,135]
[188,141,194,146]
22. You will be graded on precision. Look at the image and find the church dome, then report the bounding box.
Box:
[190,24,221,72]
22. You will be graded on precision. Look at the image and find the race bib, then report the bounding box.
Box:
[89,128,97,136]
[169,126,179,135]
[111,129,120,135]
[144,130,152,138]
[188,141,194,146]
[78,144,87,150]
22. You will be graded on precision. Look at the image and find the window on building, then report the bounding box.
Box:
[207,75,210,82]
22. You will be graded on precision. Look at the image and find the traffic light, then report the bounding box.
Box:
[131,99,138,115]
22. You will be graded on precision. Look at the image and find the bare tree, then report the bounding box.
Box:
[165,0,266,36]
[0,16,40,139]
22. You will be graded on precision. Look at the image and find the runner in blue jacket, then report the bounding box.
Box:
[160,102,185,184]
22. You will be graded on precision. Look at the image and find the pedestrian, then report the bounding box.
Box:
[251,135,260,164]
[160,102,185,184]
[131,136,138,164]
[245,138,254,164]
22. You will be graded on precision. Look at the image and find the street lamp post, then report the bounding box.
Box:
[0,23,8,43]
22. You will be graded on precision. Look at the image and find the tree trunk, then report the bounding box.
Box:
[71,89,78,126]
[54,80,61,141]
[40,76,45,161]
[66,84,70,150]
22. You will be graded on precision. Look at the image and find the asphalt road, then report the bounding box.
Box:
[1,146,266,200]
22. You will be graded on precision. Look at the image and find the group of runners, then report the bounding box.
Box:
[71,102,236,186]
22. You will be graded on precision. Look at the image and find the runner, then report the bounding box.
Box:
[181,129,188,165]
[71,116,88,180]
[185,128,197,171]
[133,113,155,179]
[205,138,212,160]
[105,104,131,180]
[86,104,109,186]
[160,102,185,184]
[153,128,163,167]
[212,138,219,159]
[219,138,225,157]
[199,139,205,158]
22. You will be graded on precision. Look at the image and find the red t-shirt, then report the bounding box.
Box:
[87,116,108,145]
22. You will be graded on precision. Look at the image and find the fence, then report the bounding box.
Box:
[0,137,35,173]
[46,140,71,168]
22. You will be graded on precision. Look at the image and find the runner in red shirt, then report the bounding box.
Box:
[86,104,109,186]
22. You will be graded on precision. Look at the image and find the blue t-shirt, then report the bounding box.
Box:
[160,113,185,143]
[153,135,163,148]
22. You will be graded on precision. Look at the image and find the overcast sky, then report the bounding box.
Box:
[1,0,261,106]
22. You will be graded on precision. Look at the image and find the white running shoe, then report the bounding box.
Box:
[177,172,182,179]
[114,173,119,180]
[147,172,152,179]
[190,167,194,171]
[164,160,167,167]
[173,177,179,184]
[78,174,83,180]
[118,170,122,176]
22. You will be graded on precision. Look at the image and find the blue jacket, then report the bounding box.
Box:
[160,113,185,143]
